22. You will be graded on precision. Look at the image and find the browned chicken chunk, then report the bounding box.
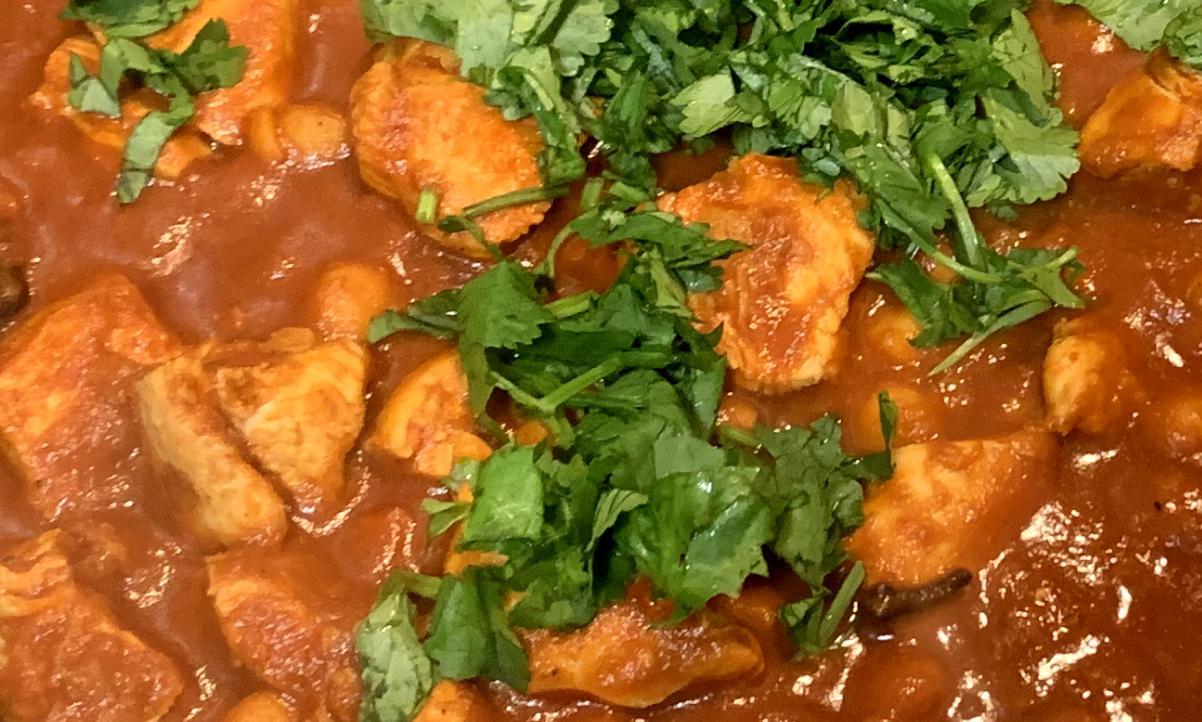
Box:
[211,330,368,514]
[29,36,213,179]
[1080,52,1202,177]
[206,549,362,722]
[311,262,397,342]
[847,430,1058,586]
[1042,320,1138,435]
[0,532,183,722]
[137,329,368,545]
[222,692,297,722]
[32,0,296,169]
[0,275,179,520]
[350,40,549,257]
[522,589,764,708]
[369,351,491,477]
[659,154,875,393]
[138,353,289,548]
[248,103,350,167]
[414,682,491,722]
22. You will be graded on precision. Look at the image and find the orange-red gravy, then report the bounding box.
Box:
[1,1,1200,720]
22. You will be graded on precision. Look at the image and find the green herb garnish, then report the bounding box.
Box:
[362,0,1086,370]
[359,218,897,713]
[64,10,247,202]
[1056,0,1194,51]
[1165,6,1202,69]
[62,0,199,38]
[356,571,436,722]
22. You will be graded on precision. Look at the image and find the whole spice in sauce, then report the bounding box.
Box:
[858,568,974,626]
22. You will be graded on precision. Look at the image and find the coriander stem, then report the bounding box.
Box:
[537,356,626,411]
[907,234,999,285]
[544,292,594,318]
[540,223,576,278]
[461,185,570,219]
[923,152,982,268]
[489,372,546,410]
[439,215,504,262]
[818,561,865,647]
[416,186,440,224]
[927,299,1050,375]
[717,424,760,449]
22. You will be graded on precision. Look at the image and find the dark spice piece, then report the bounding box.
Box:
[858,568,974,625]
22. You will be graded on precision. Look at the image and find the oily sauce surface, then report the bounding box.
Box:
[0,1,1200,720]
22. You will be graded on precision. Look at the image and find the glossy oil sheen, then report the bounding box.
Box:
[0,1,1200,720]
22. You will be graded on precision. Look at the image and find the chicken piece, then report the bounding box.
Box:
[137,353,288,547]
[369,351,491,477]
[312,262,396,342]
[206,550,361,722]
[414,681,491,722]
[144,0,298,145]
[139,328,367,541]
[1042,320,1138,435]
[350,40,549,258]
[523,592,763,708]
[1080,52,1202,177]
[29,36,212,179]
[0,275,179,519]
[211,330,368,513]
[847,430,1058,586]
[248,104,350,167]
[658,154,875,393]
[223,692,297,722]
[0,532,183,722]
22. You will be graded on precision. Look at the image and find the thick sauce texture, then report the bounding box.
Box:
[0,1,1200,720]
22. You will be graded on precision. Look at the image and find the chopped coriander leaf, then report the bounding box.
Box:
[424,568,531,691]
[1055,0,1193,51]
[64,17,247,202]
[356,571,436,722]
[363,0,1089,372]
[420,497,470,538]
[162,18,247,92]
[362,226,899,699]
[367,288,462,343]
[1165,7,1202,70]
[67,53,121,117]
[62,0,199,38]
[616,443,775,615]
[118,92,194,203]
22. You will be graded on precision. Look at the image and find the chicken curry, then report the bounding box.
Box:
[0,0,1201,720]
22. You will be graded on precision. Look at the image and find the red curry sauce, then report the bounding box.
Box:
[0,1,1200,720]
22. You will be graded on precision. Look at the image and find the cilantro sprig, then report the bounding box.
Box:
[362,0,1087,371]
[62,0,199,38]
[1056,0,1194,52]
[362,216,897,713]
[62,6,247,202]
[1059,0,1202,70]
